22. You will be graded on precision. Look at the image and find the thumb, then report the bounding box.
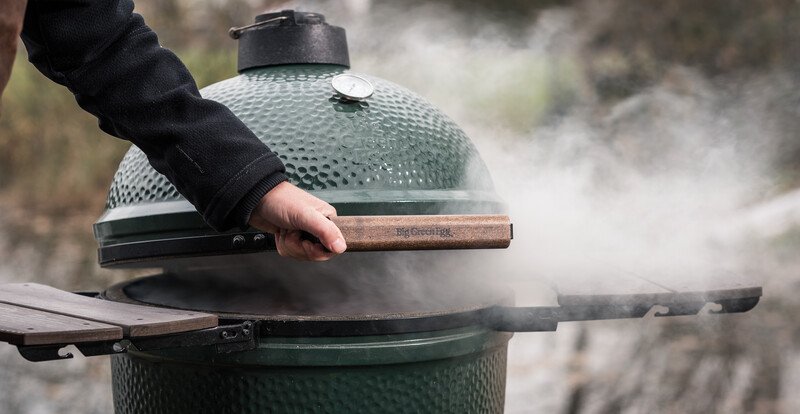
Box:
[297,208,347,253]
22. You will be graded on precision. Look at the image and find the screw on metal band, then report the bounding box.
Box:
[232,235,246,248]
[252,233,267,247]
[229,16,288,39]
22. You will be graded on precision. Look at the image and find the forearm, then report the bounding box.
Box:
[20,0,286,230]
[0,0,26,101]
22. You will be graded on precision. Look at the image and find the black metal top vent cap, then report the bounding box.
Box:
[231,10,350,72]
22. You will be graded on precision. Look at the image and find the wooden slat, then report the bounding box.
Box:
[0,302,122,346]
[0,283,217,337]
[331,215,512,251]
[552,263,762,307]
[622,265,763,303]
[550,269,675,306]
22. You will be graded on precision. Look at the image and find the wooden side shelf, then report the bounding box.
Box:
[0,272,761,363]
[0,283,217,346]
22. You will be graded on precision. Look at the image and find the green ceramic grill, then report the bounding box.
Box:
[95,10,519,413]
[92,10,762,414]
[94,9,506,268]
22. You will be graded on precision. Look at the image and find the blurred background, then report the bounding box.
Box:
[1,0,799,413]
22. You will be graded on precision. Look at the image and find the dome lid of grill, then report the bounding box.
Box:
[93,11,505,268]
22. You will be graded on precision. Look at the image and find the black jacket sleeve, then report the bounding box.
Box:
[20,0,287,231]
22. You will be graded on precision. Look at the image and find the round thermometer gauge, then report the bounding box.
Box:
[331,74,374,101]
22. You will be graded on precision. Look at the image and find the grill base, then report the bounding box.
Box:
[111,327,510,414]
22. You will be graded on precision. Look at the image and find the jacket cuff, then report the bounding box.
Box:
[232,171,289,230]
[202,151,286,231]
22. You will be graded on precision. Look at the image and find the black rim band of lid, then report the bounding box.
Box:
[235,10,350,72]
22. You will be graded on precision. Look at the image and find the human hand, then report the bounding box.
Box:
[248,181,346,261]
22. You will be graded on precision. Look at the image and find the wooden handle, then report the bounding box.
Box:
[320,215,512,251]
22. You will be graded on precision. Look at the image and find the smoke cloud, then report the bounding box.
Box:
[143,1,800,321]
[276,1,794,295]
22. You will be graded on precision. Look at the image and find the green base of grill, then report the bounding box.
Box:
[111,327,511,414]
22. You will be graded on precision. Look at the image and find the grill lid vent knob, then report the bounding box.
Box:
[232,10,350,72]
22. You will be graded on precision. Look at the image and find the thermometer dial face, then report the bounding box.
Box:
[331,74,374,101]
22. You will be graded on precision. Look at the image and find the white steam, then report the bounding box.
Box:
[278,1,790,293]
[479,73,772,291]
